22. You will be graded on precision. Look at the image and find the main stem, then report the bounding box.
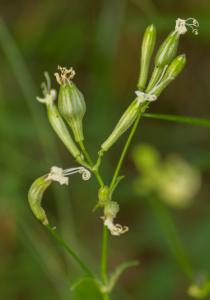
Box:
[79,141,110,299]
[110,111,142,190]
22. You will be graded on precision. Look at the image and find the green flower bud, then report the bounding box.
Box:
[55,66,86,143]
[151,54,186,97]
[146,31,179,92]
[98,186,111,207]
[37,73,83,162]
[28,175,51,226]
[100,98,141,153]
[155,31,179,68]
[138,24,156,90]
[146,18,199,92]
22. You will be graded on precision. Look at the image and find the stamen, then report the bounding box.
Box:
[54,66,76,85]
[175,18,199,35]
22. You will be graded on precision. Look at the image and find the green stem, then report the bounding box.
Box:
[110,111,142,190]
[143,112,210,128]
[47,226,94,278]
[79,141,104,187]
[101,226,110,300]
[149,197,194,280]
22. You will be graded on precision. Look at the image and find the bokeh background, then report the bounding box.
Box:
[0,0,210,299]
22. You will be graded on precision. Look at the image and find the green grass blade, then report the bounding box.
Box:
[143,113,210,128]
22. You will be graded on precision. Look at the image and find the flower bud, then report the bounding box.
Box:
[37,73,83,163]
[47,100,83,160]
[100,98,140,153]
[28,175,51,226]
[146,31,179,92]
[155,31,179,67]
[98,186,111,207]
[151,54,186,97]
[138,24,156,90]
[55,66,86,143]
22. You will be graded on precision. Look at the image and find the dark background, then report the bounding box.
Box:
[0,0,210,299]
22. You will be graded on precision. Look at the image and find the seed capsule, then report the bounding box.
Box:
[138,24,156,90]
[100,98,141,153]
[55,66,86,143]
[28,175,51,226]
[151,54,186,97]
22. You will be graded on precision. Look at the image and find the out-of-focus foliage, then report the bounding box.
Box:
[0,0,210,299]
[132,143,201,207]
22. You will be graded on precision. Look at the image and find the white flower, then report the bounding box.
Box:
[45,166,91,185]
[102,201,129,236]
[135,91,157,105]
[175,18,199,35]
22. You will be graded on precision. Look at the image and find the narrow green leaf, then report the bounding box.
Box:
[143,113,210,128]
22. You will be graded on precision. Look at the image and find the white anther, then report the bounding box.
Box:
[175,18,199,35]
[135,91,157,105]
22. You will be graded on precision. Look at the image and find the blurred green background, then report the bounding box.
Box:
[0,0,210,299]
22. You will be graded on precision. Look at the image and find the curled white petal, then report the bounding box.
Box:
[103,216,129,236]
[46,166,69,185]
[79,167,91,181]
[175,18,199,35]
[37,89,57,105]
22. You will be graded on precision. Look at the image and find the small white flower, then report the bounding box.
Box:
[46,166,69,185]
[102,201,129,236]
[45,166,91,185]
[135,91,157,105]
[175,18,199,35]
[104,216,129,236]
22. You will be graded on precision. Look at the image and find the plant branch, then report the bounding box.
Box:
[110,111,142,190]
[47,226,95,278]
